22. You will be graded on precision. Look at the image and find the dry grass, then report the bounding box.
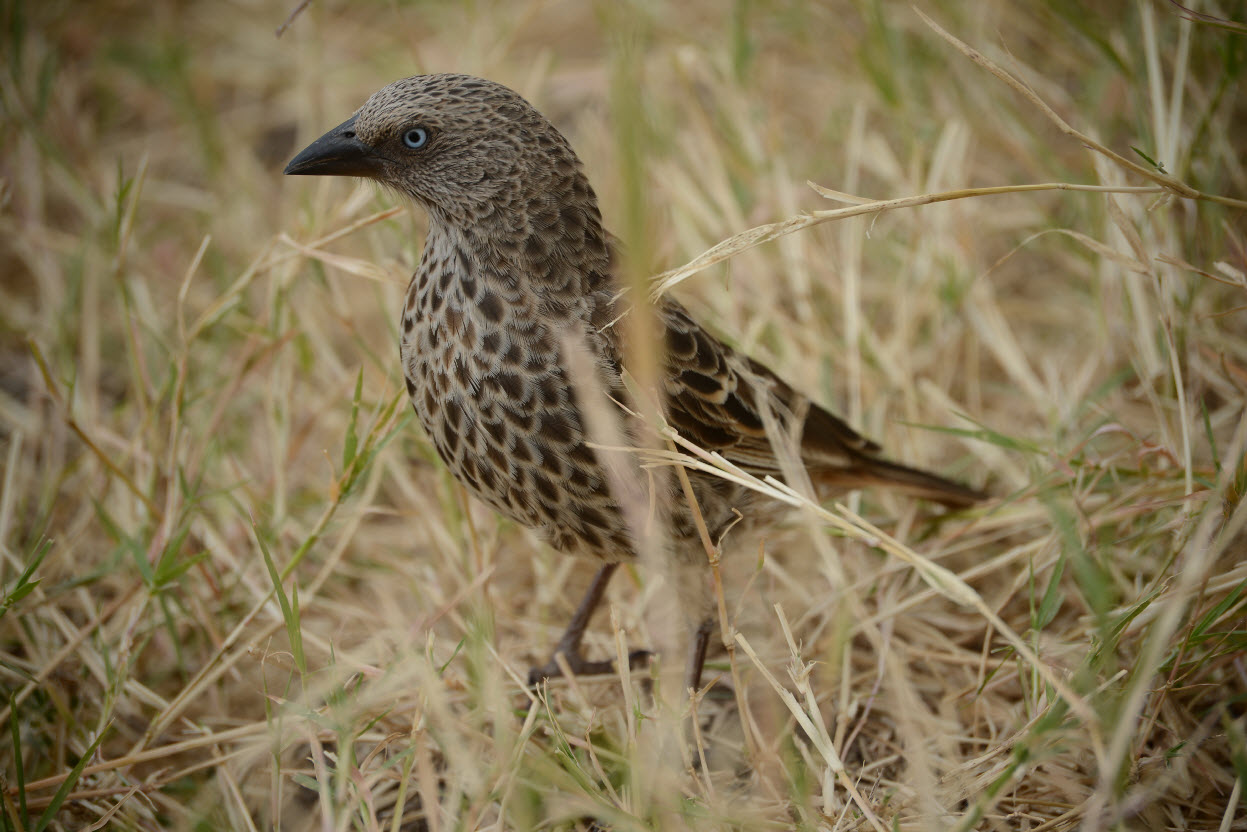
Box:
[2,0,1246,829]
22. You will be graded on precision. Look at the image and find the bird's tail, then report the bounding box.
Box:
[822,458,987,509]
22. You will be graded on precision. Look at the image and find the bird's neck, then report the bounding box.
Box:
[423,199,614,301]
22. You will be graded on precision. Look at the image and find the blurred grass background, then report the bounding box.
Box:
[2,0,1245,829]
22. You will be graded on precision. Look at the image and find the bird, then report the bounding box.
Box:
[284,74,985,693]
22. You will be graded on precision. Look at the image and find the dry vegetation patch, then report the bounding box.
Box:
[1,1,1244,829]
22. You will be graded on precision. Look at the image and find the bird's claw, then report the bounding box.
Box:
[527,648,653,687]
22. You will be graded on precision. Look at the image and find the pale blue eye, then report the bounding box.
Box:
[403,127,428,149]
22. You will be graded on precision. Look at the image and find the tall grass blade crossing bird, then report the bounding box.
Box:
[284,74,986,692]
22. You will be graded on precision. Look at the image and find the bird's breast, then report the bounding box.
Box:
[398,252,627,559]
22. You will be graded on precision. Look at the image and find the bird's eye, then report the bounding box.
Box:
[402,127,429,149]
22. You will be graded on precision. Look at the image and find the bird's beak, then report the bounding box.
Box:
[283,115,384,178]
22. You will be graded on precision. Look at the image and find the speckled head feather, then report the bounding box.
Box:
[345,75,590,229]
[285,73,985,687]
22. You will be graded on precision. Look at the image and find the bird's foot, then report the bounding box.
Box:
[527,648,653,687]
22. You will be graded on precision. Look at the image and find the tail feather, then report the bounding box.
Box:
[825,458,987,509]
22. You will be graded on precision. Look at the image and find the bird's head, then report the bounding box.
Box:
[285,74,591,228]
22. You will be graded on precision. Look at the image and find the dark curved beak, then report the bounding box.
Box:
[284,115,384,178]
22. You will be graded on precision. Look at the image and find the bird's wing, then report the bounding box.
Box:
[658,300,878,476]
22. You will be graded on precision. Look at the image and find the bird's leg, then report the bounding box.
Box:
[685,617,716,694]
[527,563,651,685]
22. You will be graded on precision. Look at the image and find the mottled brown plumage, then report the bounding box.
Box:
[285,74,985,690]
